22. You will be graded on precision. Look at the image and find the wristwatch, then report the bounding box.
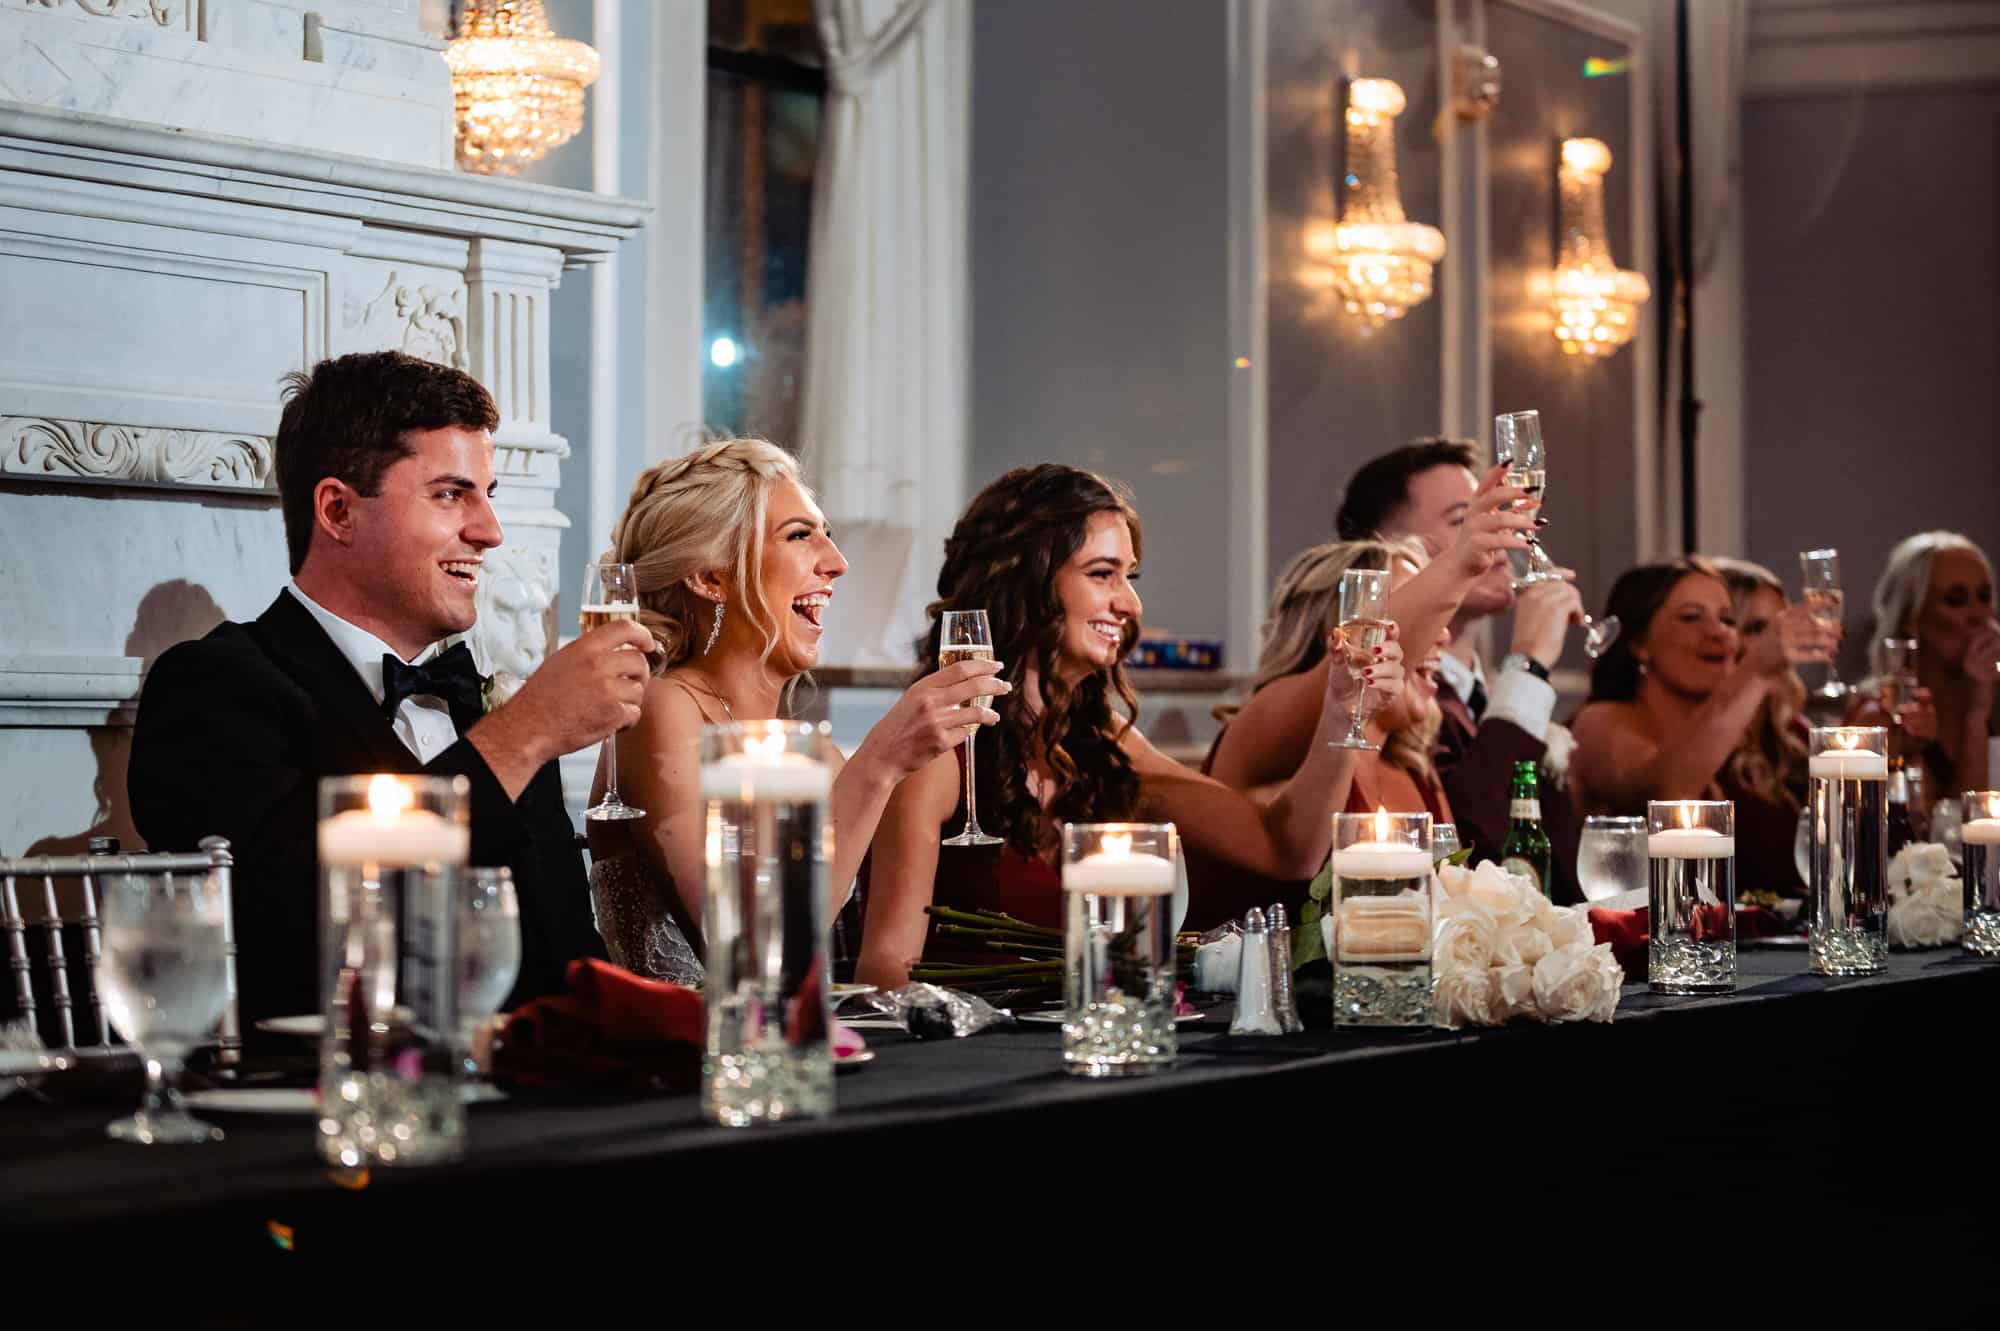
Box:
[1499,652,1552,684]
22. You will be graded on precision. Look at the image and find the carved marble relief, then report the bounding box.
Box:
[341,270,469,371]
[469,544,556,681]
[27,0,184,24]
[1,417,272,490]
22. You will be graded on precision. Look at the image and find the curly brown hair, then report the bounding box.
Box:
[920,465,1145,857]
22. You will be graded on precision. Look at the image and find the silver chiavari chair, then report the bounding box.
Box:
[0,836,240,1064]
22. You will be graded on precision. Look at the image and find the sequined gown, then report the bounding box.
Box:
[588,854,705,987]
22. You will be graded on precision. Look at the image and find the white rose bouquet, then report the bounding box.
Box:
[1431,861,1623,1028]
[1885,842,1962,948]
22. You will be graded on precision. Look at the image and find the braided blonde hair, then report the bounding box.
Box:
[606,438,804,682]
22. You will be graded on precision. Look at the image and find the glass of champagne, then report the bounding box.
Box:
[1333,568,1391,750]
[1493,410,1562,587]
[456,867,521,1080]
[1799,548,1847,700]
[582,561,645,821]
[939,609,1003,847]
[96,869,232,1143]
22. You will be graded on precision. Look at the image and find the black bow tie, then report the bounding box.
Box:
[381,642,485,730]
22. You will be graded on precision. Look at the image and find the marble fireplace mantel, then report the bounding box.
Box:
[0,66,645,855]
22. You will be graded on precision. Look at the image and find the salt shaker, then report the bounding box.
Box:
[1229,908,1284,1036]
[1267,903,1303,1034]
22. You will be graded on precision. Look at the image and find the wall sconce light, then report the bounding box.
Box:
[1551,137,1650,357]
[446,0,601,175]
[1453,46,1501,122]
[1331,78,1446,327]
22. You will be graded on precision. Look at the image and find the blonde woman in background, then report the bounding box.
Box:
[1846,531,1996,807]
[1186,537,1453,925]
[586,438,1005,981]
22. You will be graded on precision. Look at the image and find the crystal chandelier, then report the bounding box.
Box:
[1333,78,1446,327]
[445,0,601,175]
[1551,138,1651,357]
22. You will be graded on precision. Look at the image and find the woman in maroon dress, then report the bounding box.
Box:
[854,464,1406,988]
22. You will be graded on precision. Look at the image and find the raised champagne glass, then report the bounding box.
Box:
[582,561,645,821]
[939,609,1003,847]
[1332,568,1390,751]
[1799,548,1847,701]
[1493,410,1562,587]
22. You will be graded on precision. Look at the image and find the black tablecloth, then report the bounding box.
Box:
[8,948,2000,1283]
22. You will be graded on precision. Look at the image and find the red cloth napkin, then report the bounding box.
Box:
[492,958,703,1093]
[1589,907,1649,981]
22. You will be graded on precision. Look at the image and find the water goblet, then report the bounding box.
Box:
[456,867,521,1079]
[97,869,232,1144]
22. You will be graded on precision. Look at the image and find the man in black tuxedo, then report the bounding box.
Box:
[1336,439,1588,902]
[129,351,648,1026]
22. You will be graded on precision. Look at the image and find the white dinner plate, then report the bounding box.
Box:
[833,1048,874,1069]
[1014,1009,1206,1025]
[830,983,877,1005]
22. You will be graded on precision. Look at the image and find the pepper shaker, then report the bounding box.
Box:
[1229,907,1284,1036]
[1267,903,1303,1034]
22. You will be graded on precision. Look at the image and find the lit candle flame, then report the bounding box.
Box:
[1101,832,1132,861]
[366,774,412,822]
[1837,731,1859,751]
[1374,805,1390,843]
[1678,804,1697,831]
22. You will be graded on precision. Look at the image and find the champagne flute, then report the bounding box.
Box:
[1799,548,1847,700]
[456,868,521,1079]
[96,870,231,1144]
[1332,568,1391,750]
[1493,410,1562,588]
[582,561,645,821]
[1581,613,1621,660]
[939,609,1003,847]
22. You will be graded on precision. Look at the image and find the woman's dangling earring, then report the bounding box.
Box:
[704,601,725,655]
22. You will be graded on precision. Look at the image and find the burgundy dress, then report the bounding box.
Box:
[1179,725,1451,933]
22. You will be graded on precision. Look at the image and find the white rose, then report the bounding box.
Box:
[482,672,526,712]
[1466,863,1538,929]
[1494,925,1552,968]
[1493,963,1539,1021]
[1320,914,1333,960]
[1545,904,1595,951]
[1887,842,1958,903]
[1438,863,1475,898]
[1434,911,1497,975]
[1434,968,1499,1029]
[1533,942,1623,1023]
[1888,884,1961,948]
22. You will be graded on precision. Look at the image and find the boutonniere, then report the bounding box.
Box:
[1540,721,1576,785]
[482,673,524,713]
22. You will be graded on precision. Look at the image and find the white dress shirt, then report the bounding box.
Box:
[287,583,461,763]
[1436,648,1557,743]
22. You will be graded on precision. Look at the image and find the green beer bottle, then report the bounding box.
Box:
[1500,759,1554,898]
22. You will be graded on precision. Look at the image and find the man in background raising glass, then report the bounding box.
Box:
[129,352,645,1028]
[1335,437,1587,901]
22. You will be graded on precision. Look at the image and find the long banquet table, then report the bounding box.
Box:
[7,948,1999,1277]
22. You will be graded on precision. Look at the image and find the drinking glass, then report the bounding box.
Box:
[1332,568,1391,751]
[1493,410,1562,587]
[1962,791,2000,956]
[1577,815,1647,903]
[939,609,1003,846]
[1647,801,1736,993]
[1431,822,1461,865]
[1061,823,1180,1077]
[582,561,645,821]
[97,869,232,1143]
[1580,613,1621,660]
[455,867,521,1079]
[1330,809,1433,1025]
[1799,549,1847,701]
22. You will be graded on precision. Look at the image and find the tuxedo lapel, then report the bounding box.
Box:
[1435,678,1477,740]
[249,593,417,776]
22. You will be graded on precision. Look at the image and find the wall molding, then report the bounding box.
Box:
[1747,0,2000,96]
[0,416,272,492]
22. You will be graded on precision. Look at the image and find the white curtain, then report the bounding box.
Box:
[800,0,970,666]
